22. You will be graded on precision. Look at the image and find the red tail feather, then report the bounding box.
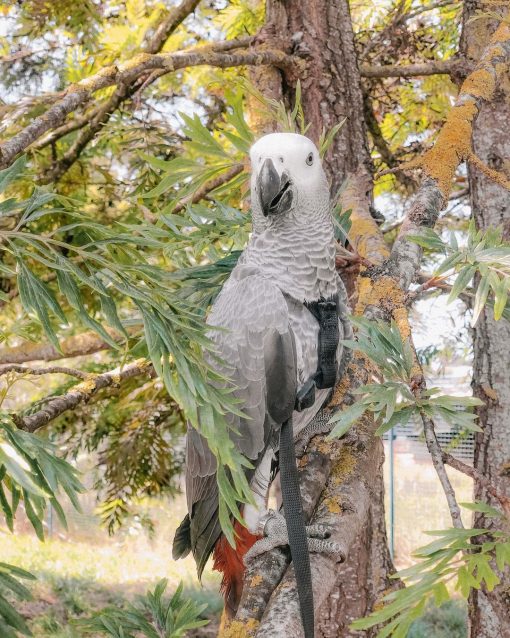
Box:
[212,520,260,617]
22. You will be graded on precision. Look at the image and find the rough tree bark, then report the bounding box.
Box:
[462,3,510,636]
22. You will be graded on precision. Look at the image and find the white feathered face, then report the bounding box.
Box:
[249,133,329,224]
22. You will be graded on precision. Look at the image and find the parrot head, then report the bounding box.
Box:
[249,133,329,226]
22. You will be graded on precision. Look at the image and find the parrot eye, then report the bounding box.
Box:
[306,152,314,166]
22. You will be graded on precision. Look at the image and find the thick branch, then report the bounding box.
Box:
[360,56,470,79]
[0,329,129,365]
[14,359,153,433]
[0,48,293,169]
[233,450,331,631]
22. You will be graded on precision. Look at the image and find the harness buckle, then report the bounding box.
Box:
[295,377,316,412]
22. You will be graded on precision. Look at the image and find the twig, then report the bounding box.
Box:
[442,451,510,515]
[420,411,464,528]
[0,364,88,380]
[0,328,134,365]
[172,163,244,213]
[13,359,154,433]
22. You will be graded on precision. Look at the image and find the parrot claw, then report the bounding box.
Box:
[244,511,343,565]
[294,410,332,457]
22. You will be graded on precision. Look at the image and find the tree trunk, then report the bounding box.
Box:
[253,1,394,634]
[463,2,510,636]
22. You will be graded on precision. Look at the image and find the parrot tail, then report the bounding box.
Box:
[212,519,260,617]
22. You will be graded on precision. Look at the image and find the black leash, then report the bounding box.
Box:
[279,416,314,638]
[278,295,340,637]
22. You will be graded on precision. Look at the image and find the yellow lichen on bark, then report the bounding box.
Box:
[492,21,510,44]
[219,619,260,638]
[355,274,406,318]
[250,574,263,588]
[462,68,496,99]
[74,378,97,395]
[419,100,478,199]
[330,445,357,484]
[323,496,342,514]
[341,171,390,264]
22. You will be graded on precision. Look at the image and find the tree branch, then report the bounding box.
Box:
[360,56,471,79]
[13,359,153,433]
[442,451,510,515]
[172,163,244,213]
[0,329,130,365]
[0,364,88,380]
[0,47,293,170]
[233,450,331,631]
[143,0,201,55]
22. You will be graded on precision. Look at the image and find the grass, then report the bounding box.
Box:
[1,494,222,637]
[1,447,474,637]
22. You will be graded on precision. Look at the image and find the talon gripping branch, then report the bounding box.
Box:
[173,133,351,637]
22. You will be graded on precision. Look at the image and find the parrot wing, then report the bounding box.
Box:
[173,264,298,576]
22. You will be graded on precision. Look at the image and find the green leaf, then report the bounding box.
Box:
[375,406,417,436]
[459,501,503,518]
[448,265,477,303]
[495,542,510,571]
[328,401,367,439]
[472,273,491,325]
[0,156,27,193]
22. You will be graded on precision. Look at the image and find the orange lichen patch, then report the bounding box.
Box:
[330,364,357,406]
[330,445,357,485]
[355,274,406,317]
[314,438,336,455]
[420,100,478,198]
[219,618,260,638]
[349,217,391,264]
[250,574,263,588]
[462,68,496,100]
[323,496,342,514]
[481,383,498,401]
[492,21,510,43]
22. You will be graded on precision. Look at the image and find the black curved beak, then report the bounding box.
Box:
[257,158,293,217]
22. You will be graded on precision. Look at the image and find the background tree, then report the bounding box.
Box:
[0,1,509,637]
[461,2,510,636]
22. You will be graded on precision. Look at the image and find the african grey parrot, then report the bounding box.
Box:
[173,132,351,625]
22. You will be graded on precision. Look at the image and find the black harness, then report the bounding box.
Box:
[295,296,340,411]
[279,295,340,638]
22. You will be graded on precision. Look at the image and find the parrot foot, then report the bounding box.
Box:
[294,410,332,457]
[244,510,344,564]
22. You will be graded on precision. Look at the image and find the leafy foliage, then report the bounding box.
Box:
[77,580,209,638]
[352,503,510,638]
[0,415,83,539]
[328,318,483,439]
[409,221,510,324]
[0,562,36,637]
[0,411,83,635]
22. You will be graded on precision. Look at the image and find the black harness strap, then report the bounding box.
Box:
[279,416,314,638]
[278,295,340,638]
[305,297,340,389]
